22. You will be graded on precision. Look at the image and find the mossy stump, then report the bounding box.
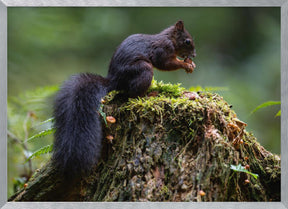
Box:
[9,81,281,201]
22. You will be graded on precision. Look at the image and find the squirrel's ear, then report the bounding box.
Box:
[175,20,184,31]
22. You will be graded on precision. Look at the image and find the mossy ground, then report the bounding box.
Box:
[10,80,281,201]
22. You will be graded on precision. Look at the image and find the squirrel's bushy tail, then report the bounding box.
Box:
[52,73,109,176]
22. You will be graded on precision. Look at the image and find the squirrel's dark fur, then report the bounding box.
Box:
[52,21,196,177]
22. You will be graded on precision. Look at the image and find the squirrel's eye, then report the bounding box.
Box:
[185,39,191,45]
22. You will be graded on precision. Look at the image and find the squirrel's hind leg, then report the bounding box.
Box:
[110,59,154,98]
[126,60,153,98]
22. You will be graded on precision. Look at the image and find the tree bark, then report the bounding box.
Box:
[9,87,281,202]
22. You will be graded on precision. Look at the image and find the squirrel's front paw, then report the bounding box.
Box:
[184,58,196,73]
[184,63,196,73]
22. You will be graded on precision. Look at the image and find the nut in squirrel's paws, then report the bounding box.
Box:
[184,57,196,73]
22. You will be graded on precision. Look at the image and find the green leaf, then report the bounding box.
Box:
[98,104,107,126]
[26,128,55,143]
[251,101,281,114]
[275,110,281,117]
[26,144,53,162]
[230,164,259,179]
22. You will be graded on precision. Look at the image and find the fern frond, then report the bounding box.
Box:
[10,85,59,113]
[26,144,53,162]
[26,128,55,143]
[37,117,55,126]
[251,101,281,114]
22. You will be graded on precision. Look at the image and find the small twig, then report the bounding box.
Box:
[7,130,22,144]
[8,130,33,177]
[7,112,34,178]
[23,112,34,177]
[23,112,30,142]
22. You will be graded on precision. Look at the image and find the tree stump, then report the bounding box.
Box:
[9,81,281,201]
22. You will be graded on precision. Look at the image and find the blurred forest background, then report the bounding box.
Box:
[7,7,280,197]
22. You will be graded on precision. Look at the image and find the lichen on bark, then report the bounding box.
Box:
[9,80,281,202]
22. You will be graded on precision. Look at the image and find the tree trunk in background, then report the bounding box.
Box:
[9,86,281,201]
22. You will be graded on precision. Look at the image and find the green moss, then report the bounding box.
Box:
[148,79,186,97]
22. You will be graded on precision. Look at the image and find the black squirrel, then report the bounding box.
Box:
[52,20,196,177]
